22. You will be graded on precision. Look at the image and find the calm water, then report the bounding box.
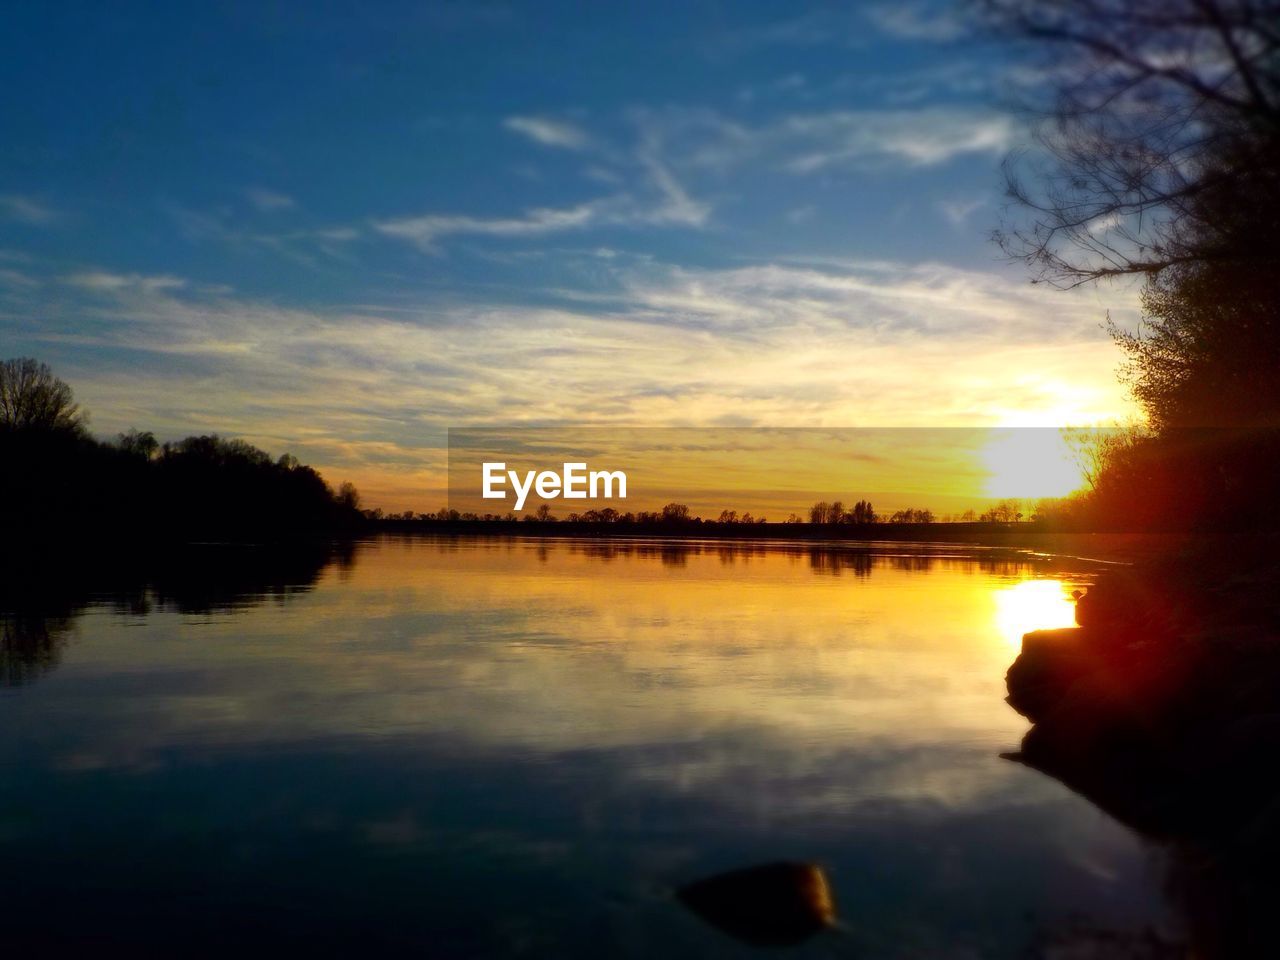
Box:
[0,537,1177,956]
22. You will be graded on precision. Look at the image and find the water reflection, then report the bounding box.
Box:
[1,611,75,686]
[0,541,355,687]
[993,579,1080,648]
[1,535,1172,957]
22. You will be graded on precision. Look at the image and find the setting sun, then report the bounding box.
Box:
[981,430,1085,501]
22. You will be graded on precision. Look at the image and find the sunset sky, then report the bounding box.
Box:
[0,1,1139,510]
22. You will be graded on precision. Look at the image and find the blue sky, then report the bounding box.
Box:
[0,1,1137,508]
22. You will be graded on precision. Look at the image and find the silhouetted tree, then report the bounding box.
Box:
[981,499,1024,523]
[661,502,691,523]
[988,2,1280,523]
[1110,253,1280,428]
[888,507,935,524]
[117,428,158,460]
[336,481,361,512]
[0,358,86,434]
[988,0,1280,286]
[849,499,878,524]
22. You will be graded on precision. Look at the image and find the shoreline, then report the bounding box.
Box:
[370,520,1211,566]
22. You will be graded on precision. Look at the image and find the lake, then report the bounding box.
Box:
[0,536,1178,956]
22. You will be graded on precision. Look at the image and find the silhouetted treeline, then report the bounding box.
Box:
[0,359,364,542]
[378,502,773,525]
[1031,428,1280,533]
[381,497,1040,529]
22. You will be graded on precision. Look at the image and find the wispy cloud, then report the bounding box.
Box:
[15,255,1137,508]
[635,140,711,228]
[634,105,1016,175]
[373,202,606,252]
[713,9,867,55]
[503,115,590,150]
[65,271,188,293]
[0,268,39,289]
[780,109,1015,172]
[374,130,712,252]
[937,196,985,227]
[0,194,60,225]
[786,205,816,225]
[245,187,296,211]
[864,2,967,42]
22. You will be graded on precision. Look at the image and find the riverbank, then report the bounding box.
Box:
[1005,542,1280,955]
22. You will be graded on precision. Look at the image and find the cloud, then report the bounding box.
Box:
[373,147,711,252]
[583,165,623,185]
[786,205,816,225]
[0,194,59,225]
[180,104,1005,268]
[16,255,1137,510]
[503,115,590,150]
[634,105,1016,176]
[781,110,1015,172]
[373,202,605,252]
[864,2,967,42]
[937,197,985,226]
[245,187,296,211]
[0,268,39,289]
[635,151,710,227]
[714,9,867,55]
[64,271,188,293]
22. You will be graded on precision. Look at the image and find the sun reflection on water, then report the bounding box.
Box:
[993,579,1080,648]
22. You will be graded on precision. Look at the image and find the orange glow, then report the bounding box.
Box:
[992,579,1080,648]
[980,429,1086,500]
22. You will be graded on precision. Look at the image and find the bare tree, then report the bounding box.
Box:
[986,0,1280,286]
[0,358,86,433]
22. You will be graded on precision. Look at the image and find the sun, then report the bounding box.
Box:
[980,429,1085,500]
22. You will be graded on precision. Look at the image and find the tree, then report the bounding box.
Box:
[0,358,86,434]
[1111,253,1280,427]
[661,502,691,523]
[988,0,1280,286]
[117,428,159,460]
[887,507,934,523]
[336,481,361,512]
[981,498,1024,523]
[849,499,878,524]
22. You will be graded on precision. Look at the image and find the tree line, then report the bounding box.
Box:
[378,497,1036,526]
[0,358,364,541]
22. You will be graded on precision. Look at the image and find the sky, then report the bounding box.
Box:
[0,1,1141,511]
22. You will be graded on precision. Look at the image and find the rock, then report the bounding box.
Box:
[677,861,836,946]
